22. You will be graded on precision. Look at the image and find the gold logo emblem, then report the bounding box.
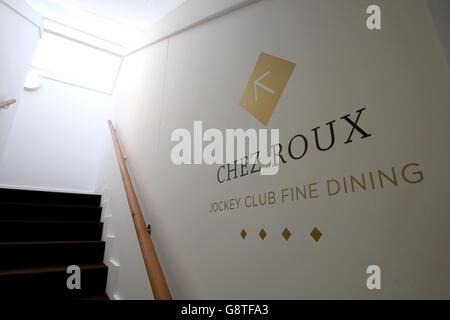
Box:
[240,52,296,125]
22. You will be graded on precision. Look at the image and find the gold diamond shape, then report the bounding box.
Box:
[282,228,291,241]
[259,228,267,240]
[310,227,322,242]
[240,52,296,125]
[241,229,247,239]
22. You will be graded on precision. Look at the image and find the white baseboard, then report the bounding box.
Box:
[0,183,98,195]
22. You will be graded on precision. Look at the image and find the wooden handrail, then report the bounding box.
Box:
[108,120,172,300]
[0,99,16,109]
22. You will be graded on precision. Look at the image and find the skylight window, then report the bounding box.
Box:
[31,19,123,94]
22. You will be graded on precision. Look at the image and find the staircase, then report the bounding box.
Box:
[0,188,109,300]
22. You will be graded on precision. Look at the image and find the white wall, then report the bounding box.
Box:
[26,0,141,48]
[0,0,41,160]
[127,0,260,54]
[108,0,450,299]
[0,78,112,193]
[426,0,450,69]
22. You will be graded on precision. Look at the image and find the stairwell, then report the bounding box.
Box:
[0,188,109,299]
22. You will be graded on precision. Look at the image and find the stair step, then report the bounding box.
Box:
[0,264,108,299]
[0,188,108,299]
[0,202,102,222]
[0,241,105,269]
[0,221,103,242]
[0,188,101,207]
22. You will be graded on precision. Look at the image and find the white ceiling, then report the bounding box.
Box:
[58,0,187,30]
